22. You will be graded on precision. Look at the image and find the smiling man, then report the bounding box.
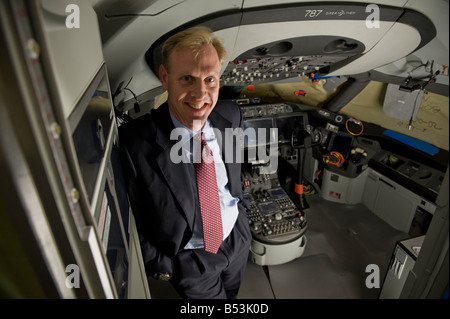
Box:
[159,29,224,131]
[119,26,251,299]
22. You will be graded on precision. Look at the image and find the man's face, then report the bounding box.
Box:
[159,44,221,132]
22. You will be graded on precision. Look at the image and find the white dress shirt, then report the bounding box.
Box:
[169,109,239,249]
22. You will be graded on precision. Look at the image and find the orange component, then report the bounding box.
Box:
[295,183,304,195]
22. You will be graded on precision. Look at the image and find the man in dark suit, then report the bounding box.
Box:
[119,26,251,299]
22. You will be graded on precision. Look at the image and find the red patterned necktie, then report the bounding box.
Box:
[194,132,223,254]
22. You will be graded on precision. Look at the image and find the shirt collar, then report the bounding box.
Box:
[169,108,214,141]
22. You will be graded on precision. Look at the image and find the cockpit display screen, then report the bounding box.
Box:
[276,113,307,145]
[243,118,275,147]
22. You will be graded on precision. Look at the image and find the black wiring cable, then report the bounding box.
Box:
[405,60,442,130]
[112,76,137,124]
[123,87,138,101]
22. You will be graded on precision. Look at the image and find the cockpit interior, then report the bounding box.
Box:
[0,0,448,303]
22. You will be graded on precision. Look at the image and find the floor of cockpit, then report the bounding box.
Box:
[237,194,409,299]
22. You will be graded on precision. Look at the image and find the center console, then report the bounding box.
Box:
[240,101,309,265]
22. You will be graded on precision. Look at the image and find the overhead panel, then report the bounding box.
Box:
[145,2,435,87]
[224,2,431,83]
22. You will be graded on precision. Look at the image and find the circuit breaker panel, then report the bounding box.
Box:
[0,0,150,298]
[67,65,137,298]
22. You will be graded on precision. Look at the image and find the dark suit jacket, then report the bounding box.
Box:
[119,100,246,278]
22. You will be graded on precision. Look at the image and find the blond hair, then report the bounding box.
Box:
[161,26,227,72]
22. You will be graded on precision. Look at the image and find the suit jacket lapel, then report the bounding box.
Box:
[152,103,196,230]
